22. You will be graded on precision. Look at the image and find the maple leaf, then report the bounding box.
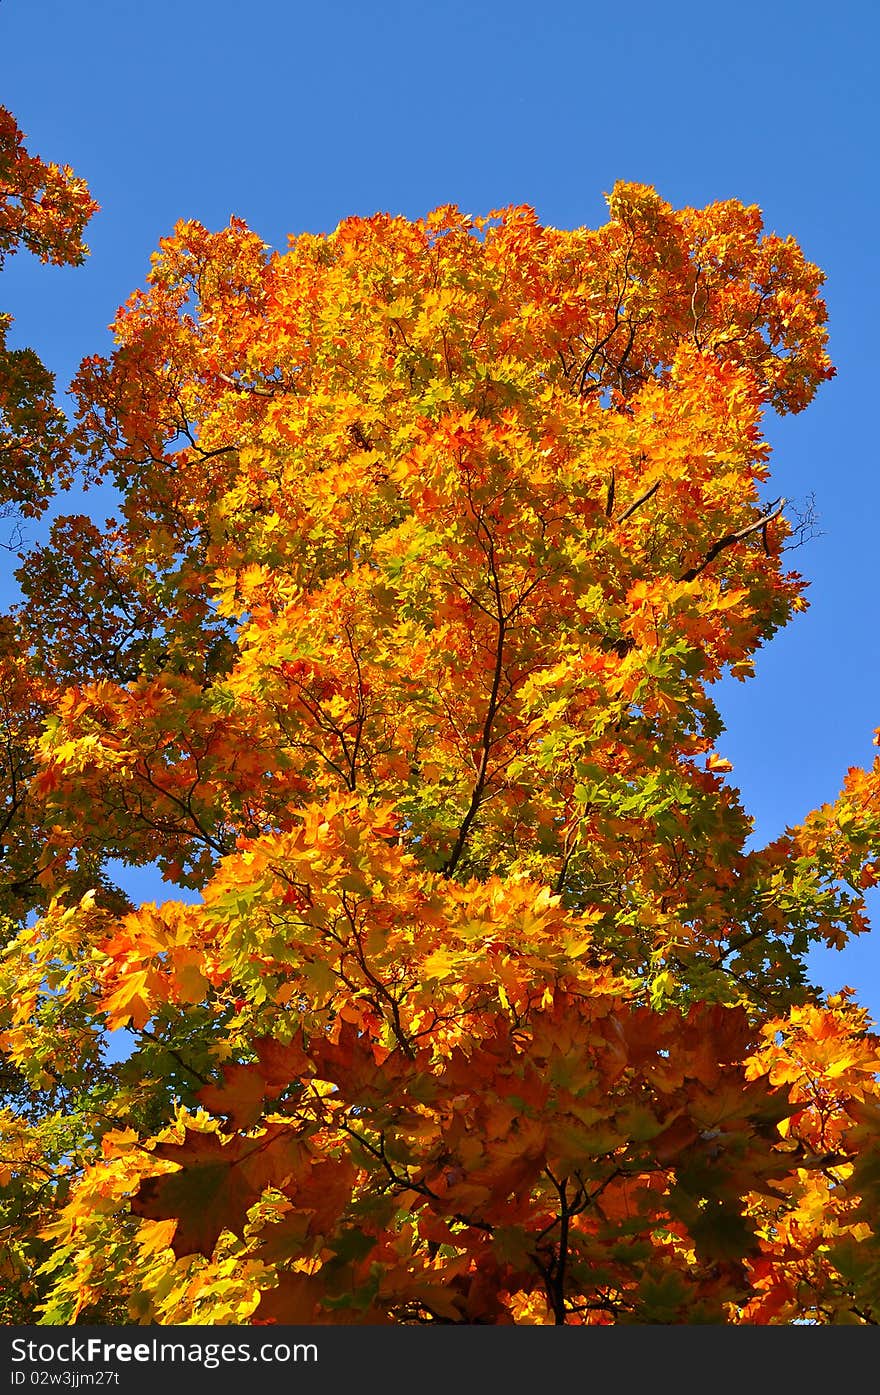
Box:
[99,970,153,1031]
[198,1035,312,1129]
[132,1124,304,1257]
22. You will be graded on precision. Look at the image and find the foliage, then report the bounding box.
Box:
[1,127,879,1323]
[0,106,98,520]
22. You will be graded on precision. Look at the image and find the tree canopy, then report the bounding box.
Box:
[2,108,880,1325]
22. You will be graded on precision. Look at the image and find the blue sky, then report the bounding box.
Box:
[1,0,878,1014]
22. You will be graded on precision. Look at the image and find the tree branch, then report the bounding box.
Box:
[679,499,786,582]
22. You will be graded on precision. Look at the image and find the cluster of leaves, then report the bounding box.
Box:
[1,111,879,1324]
[0,106,98,520]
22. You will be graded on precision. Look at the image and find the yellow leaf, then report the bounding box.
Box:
[422,949,460,981]
[100,971,152,1030]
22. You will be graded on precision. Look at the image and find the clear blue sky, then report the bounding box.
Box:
[1,0,878,1014]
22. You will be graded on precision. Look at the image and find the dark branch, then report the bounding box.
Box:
[679,499,786,583]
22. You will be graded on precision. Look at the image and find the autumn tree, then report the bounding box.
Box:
[0,106,99,917]
[0,107,97,527]
[0,108,102,1321]
[2,172,880,1324]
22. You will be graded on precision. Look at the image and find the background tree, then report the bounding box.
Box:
[2,180,880,1324]
[0,108,103,1321]
[0,104,99,917]
[0,106,97,527]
